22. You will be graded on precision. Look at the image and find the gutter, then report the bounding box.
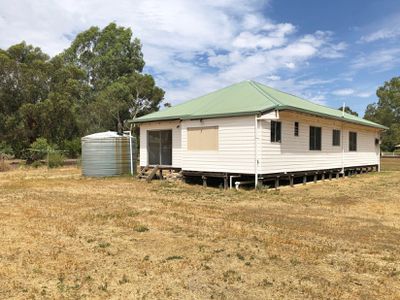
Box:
[130,109,272,124]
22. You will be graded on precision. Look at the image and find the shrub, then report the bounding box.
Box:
[48,152,65,168]
[0,142,14,157]
[63,138,81,158]
[31,160,43,168]
[28,138,52,162]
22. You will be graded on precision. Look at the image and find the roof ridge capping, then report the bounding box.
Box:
[251,79,352,113]
[247,80,281,107]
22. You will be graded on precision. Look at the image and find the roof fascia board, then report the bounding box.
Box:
[275,106,388,130]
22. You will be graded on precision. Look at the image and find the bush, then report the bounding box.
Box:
[28,138,52,162]
[31,160,43,168]
[48,152,65,168]
[63,138,81,158]
[0,142,14,158]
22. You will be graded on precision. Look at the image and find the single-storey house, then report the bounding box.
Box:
[133,80,387,187]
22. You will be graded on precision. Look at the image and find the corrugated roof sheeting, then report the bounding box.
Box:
[132,80,387,129]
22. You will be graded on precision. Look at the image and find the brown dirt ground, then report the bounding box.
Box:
[0,164,400,299]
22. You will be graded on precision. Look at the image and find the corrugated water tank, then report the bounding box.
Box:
[81,131,136,177]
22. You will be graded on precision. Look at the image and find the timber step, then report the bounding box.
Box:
[137,165,183,182]
[137,165,160,182]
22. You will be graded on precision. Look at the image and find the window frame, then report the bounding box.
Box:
[332,129,341,146]
[349,131,357,151]
[270,121,282,143]
[294,122,299,137]
[309,126,322,151]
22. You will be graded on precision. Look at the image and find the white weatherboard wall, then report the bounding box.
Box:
[139,116,256,173]
[139,111,380,174]
[259,111,380,174]
[139,120,182,167]
[181,116,255,173]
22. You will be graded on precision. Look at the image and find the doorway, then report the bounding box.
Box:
[147,130,172,166]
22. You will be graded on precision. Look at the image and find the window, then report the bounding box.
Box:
[309,126,322,150]
[294,122,299,136]
[187,126,218,151]
[349,132,357,151]
[271,121,281,143]
[332,129,341,146]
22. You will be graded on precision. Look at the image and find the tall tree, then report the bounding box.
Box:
[0,42,90,156]
[62,23,145,91]
[92,73,164,131]
[62,22,164,133]
[0,23,164,157]
[364,77,400,151]
[0,42,52,155]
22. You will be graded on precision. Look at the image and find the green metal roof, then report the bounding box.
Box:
[133,80,387,129]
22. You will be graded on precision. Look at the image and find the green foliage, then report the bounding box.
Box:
[63,22,163,133]
[63,138,81,158]
[48,152,65,168]
[92,73,164,131]
[31,160,43,168]
[338,106,359,116]
[0,22,164,158]
[364,77,400,151]
[0,142,13,156]
[29,138,52,161]
[63,22,145,91]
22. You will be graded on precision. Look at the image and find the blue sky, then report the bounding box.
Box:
[0,0,399,116]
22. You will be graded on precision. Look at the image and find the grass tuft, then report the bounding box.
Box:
[134,225,149,232]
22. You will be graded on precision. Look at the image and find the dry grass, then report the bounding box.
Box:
[381,157,400,171]
[1,167,400,299]
[0,159,11,172]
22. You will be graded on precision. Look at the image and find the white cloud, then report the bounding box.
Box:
[331,88,374,99]
[359,13,400,44]
[0,0,347,104]
[355,92,372,98]
[319,41,347,58]
[361,28,400,43]
[332,88,354,96]
[351,48,400,71]
[265,75,281,81]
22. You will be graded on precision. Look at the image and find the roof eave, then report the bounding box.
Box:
[130,109,267,124]
[275,106,388,130]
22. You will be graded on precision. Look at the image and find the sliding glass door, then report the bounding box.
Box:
[147,130,172,166]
